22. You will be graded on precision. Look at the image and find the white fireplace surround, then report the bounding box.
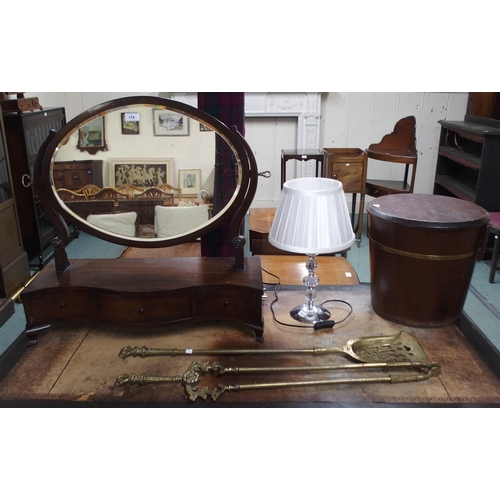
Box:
[170,92,322,173]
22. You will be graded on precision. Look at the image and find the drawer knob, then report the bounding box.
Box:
[138,308,145,315]
[60,302,66,308]
[332,174,338,179]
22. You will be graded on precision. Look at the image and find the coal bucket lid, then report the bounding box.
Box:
[366,194,490,229]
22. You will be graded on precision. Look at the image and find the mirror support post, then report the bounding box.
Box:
[232,235,245,270]
[52,238,71,273]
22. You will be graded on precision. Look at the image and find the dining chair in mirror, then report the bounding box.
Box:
[157,183,182,202]
[116,184,146,197]
[134,187,174,204]
[75,184,102,199]
[90,187,129,201]
[56,188,86,201]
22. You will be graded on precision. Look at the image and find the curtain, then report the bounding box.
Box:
[198,92,245,257]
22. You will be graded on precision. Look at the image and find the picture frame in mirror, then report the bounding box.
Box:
[179,169,201,196]
[109,159,171,188]
[153,109,189,136]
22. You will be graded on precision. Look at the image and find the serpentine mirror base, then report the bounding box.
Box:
[22,257,264,344]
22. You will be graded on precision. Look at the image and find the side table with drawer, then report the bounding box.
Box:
[324,148,367,244]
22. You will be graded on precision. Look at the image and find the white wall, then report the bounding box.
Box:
[25,91,469,205]
[320,92,468,195]
[54,103,215,189]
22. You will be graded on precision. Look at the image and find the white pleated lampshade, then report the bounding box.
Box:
[269,177,355,254]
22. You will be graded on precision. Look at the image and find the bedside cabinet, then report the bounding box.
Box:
[324,148,367,243]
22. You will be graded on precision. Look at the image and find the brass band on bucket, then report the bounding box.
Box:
[369,236,477,261]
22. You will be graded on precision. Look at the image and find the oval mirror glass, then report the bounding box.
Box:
[49,101,243,243]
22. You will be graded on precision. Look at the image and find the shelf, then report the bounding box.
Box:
[438,146,481,170]
[435,118,500,212]
[439,119,500,137]
[434,175,475,203]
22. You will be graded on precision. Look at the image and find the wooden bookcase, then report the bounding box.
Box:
[434,115,500,212]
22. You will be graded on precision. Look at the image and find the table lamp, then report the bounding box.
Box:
[268,177,355,324]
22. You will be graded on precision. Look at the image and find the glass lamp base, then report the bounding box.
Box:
[290,303,331,324]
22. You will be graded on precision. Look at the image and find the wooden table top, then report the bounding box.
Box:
[2,285,500,407]
[249,207,276,235]
[259,255,359,286]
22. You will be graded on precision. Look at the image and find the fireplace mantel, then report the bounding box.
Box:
[170,92,322,155]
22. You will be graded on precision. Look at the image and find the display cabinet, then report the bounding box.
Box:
[434,115,500,212]
[2,108,66,266]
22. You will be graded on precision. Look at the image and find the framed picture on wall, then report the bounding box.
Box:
[153,109,189,136]
[178,169,201,196]
[109,159,172,188]
[121,112,140,135]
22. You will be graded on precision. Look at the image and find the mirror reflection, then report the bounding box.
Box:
[52,104,240,239]
[77,116,107,154]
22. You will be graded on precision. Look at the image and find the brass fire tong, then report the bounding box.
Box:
[115,331,441,402]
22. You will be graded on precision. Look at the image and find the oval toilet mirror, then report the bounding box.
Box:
[38,96,252,248]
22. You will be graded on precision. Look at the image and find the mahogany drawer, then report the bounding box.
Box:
[23,291,94,324]
[193,289,261,321]
[96,292,191,324]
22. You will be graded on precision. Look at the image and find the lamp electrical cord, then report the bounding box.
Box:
[261,268,353,330]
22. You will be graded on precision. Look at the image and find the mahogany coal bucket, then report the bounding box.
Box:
[366,194,490,327]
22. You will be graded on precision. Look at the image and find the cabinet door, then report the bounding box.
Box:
[3,108,66,259]
[0,112,30,297]
[329,161,364,192]
[62,168,92,189]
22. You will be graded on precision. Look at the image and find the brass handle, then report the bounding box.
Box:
[22,174,33,188]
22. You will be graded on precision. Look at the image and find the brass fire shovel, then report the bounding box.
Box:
[119,331,429,364]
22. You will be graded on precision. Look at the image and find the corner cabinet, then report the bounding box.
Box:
[2,108,66,267]
[434,115,500,212]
